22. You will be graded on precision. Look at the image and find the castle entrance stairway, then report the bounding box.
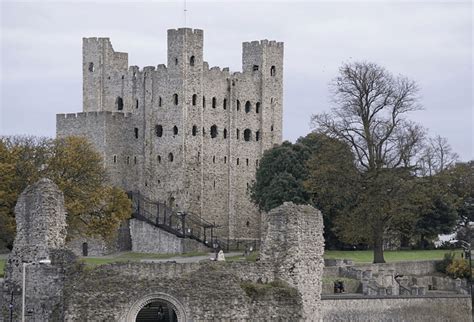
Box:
[128,191,227,251]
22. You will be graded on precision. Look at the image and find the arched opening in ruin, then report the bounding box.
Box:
[135,300,178,322]
[82,242,88,257]
[126,293,186,322]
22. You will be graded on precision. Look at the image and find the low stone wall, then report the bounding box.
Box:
[129,219,209,254]
[321,295,472,322]
[66,236,110,257]
[350,260,438,276]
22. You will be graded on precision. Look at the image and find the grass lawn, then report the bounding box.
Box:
[0,249,465,275]
[324,249,463,263]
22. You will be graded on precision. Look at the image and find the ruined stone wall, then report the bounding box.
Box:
[260,202,325,321]
[57,28,284,243]
[321,295,472,322]
[1,179,76,321]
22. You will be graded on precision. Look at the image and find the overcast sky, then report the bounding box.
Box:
[1,0,472,161]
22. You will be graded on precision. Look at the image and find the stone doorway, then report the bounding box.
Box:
[125,293,187,322]
[135,300,177,322]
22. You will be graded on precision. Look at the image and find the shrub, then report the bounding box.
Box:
[446,259,470,279]
[436,252,455,274]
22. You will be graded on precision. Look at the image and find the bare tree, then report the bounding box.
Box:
[311,61,425,263]
[418,135,459,176]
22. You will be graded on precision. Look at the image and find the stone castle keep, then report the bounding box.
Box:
[56,28,283,243]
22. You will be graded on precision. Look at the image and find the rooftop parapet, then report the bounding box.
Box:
[57,111,133,120]
[167,28,204,37]
[242,40,284,48]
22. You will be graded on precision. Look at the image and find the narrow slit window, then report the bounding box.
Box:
[224,156,227,163]
[173,126,178,136]
[203,96,206,108]
[134,156,137,164]
[192,125,197,136]
[134,128,139,139]
[168,153,174,162]
[236,100,240,111]
[135,99,139,109]
[113,155,117,163]
[212,97,217,108]
[157,155,161,163]
[190,55,195,66]
[237,158,240,165]
[256,102,260,114]
[236,129,240,139]
[270,65,276,76]
[192,94,197,106]
[173,94,178,105]
[88,62,94,72]
[159,96,162,107]
[213,156,216,163]
[246,158,249,166]
[256,131,260,141]
[223,98,227,110]
[223,128,227,139]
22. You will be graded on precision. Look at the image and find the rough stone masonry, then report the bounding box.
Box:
[2,179,325,321]
[56,28,284,244]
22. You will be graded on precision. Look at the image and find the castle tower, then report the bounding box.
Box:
[58,28,284,244]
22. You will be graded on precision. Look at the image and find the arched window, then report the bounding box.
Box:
[236,100,240,111]
[223,98,227,110]
[245,101,251,113]
[256,102,260,114]
[134,128,139,139]
[192,94,197,106]
[244,129,251,141]
[210,125,218,138]
[192,125,197,136]
[116,97,123,110]
[158,96,162,107]
[270,65,276,76]
[173,126,178,135]
[88,62,94,72]
[190,55,195,66]
[155,125,163,137]
[168,153,174,162]
[135,99,139,109]
[173,94,178,105]
[236,129,240,139]
[256,131,260,141]
[203,96,206,108]
[212,97,217,108]
[223,128,227,139]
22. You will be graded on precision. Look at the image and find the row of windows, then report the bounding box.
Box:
[115,94,268,114]
[154,125,262,141]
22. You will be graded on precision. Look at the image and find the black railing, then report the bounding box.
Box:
[128,191,228,250]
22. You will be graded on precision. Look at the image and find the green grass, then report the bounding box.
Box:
[0,259,4,278]
[80,251,209,266]
[324,249,463,263]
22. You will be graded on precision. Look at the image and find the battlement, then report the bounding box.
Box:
[167,28,204,37]
[243,40,284,49]
[57,111,133,120]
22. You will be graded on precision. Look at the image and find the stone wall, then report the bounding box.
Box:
[321,295,472,322]
[129,219,209,254]
[1,179,76,321]
[57,27,284,243]
[260,202,325,320]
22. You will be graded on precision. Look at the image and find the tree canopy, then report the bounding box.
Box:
[0,136,131,249]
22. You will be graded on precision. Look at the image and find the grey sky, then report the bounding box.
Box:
[1,0,472,160]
